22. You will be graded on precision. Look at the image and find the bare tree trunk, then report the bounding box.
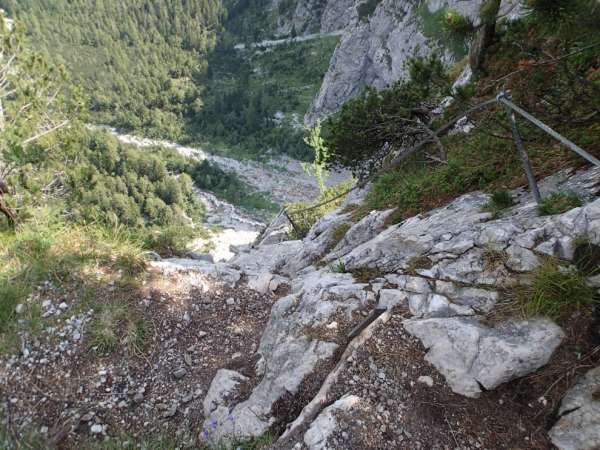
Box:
[469,0,501,72]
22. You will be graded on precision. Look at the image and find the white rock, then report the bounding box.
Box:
[417,376,434,387]
[304,395,362,449]
[549,366,600,450]
[404,317,564,398]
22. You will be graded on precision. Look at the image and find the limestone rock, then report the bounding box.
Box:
[549,366,600,450]
[404,317,564,397]
[203,369,249,417]
[303,395,362,449]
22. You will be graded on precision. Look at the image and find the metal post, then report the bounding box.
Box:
[504,105,542,203]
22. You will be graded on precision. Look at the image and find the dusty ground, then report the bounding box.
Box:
[0,266,275,449]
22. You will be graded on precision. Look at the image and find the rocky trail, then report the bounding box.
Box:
[3,166,600,449]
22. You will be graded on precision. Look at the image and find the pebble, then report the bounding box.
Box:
[133,393,144,403]
[90,424,104,434]
[417,376,434,387]
[173,368,187,380]
[226,298,235,306]
[15,304,25,314]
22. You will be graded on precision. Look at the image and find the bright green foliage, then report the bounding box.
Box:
[302,121,331,194]
[64,130,204,229]
[440,9,473,36]
[330,259,346,273]
[538,192,582,216]
[517,260,596,321]
[2,0,224,140]
[286,180,353,239]
[324,54,450,179]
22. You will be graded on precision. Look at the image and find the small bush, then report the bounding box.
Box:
[286,180,354,239]
[357,0,382,21]
[538,192,582,216]
[330,260,346,273]
[441,9,473,36]
[482,191,514,217]
[517,260,596,321]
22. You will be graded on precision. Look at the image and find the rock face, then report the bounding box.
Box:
[305,0,523,124]
[202,269,374,442]
[549,366,600,450]
[272,0,359,36]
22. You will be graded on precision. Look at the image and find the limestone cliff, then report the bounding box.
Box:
[303,0,523,124]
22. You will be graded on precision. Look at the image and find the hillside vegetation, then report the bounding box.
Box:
[0,0,224,141]
[312,0,600,223]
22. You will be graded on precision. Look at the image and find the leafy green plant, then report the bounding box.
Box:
[516,260,596,321]
[538,192,582,216]
[441,9,473,36]
[330,259,346,273]
[482,191,514,217]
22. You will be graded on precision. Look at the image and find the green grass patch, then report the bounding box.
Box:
[329,259,347,274]
[0,209,146,353]
[515,260,596,321]
[330,222,351,245]
[357,0,382,22]
[538,192,583,216]
[482,191,514,217]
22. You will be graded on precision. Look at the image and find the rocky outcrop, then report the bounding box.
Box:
[273,0,359,36]
[404,317,564,398]
[305,0,523,124]
[197,166,600,445]
[549,366,600,450]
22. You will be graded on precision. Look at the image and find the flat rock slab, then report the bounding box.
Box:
[403,317,564,398]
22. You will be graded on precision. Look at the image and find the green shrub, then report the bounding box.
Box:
[286,180,354,239]
[357,0,382,21]
[330,259,346,273]
[441,9,473,36]
[517,261,596,321]
[538,192,582,216]
[482,191,514,217]
[323,54,450,178]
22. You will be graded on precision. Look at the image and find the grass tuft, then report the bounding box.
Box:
[482,191,514,218]
[538,192,582,216]
[515,260,596,321]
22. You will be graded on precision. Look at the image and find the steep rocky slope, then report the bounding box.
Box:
[3,166,600,448]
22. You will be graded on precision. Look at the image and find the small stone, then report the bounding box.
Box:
[417,376,434,387]
[226,298,235,306]
[173,368,187,380]
[133,393,144,404]
[198,331,208,338]
[72,331,81,341]
[58,302,68,310]
[184,353,193,367]
[163,405,178,418]
[231,352,242,360]
[15,304,25,314]
[90,424,103,434]
[80,412,95,422]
